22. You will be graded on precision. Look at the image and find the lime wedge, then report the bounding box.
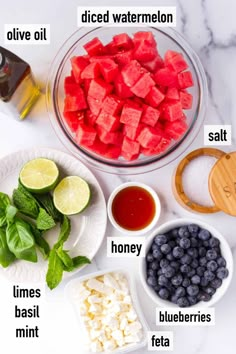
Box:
[19,158,59,193]
[53,176,91,215]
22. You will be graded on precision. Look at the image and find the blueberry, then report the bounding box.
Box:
[182,277,191,287]
[198,247,207,257]
[210,278,222,289]
[198,292,211,302]
[191,275,201,285]
[217,267,229,279]
[191,259,199,269]
[198,229,211,241]
[153,248,163,260]
[187,285,199,296]
[199,257,207,266]
[158,275,169,286]
[183,231,190,238]
[158,287,170,300]
[147,276,157,287]
[157,269,163,276]
[160,243,171,255]
[188,296,198,306]
[150,261,159,270]
[166,253,175,261]
[188,269,196,278]
[179,238,191,249]
[180,264,191,274]
[175,286,186,298]
[207,260,218,272]
[171,274,183,287]
[151,243,159,250]
[209,237,220,248]
[146,253,154,262]
[187,248,198,258]
[170,261,180,270]
[203,241,209,248]
[171,228,179,238]
[163,266,176,278]
[168,240,176,248]
[178,226,189,237]
[197,266,205,277]
[147,269,155,276]
[177,297,190,307]
[204,270,215,282]
[217,257,226,267]
[154,234,168,246]
[173,246,184,259]
[200,277,209,287]
[190,238,198,247]
[154,285,161,293]
[205,287,216,296]
[180,254,192,265]
[160,259,169,268]
[171,295,179,304]
[206,249,218,261]
[188,224,199,234]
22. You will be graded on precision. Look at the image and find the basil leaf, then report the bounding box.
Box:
[36,208,56,231]
[29,222,50,259]
[55,215,71,247]
[0,228,15,268]
[46,249,64,290]
[6,218,37,263]
[56,247,73,269]
[6,205,17,222]
[34,193,62,222]
[13,187,39,219]
[65,256,91,272]
[0,192,10,226]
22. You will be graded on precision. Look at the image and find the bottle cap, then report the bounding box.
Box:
[0,52,6,69]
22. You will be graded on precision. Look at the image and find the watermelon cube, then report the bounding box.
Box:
[165,87,180,101]
[96,111,120,132]
[83,37,104,56]
[121,60,145,87]
[97,126,123,145]
[164,119,188,140]
[76,124,97,146]
[142,55,164,72]
[88,138,108,155]
[114,73,134,99]
[113,33,133,50]
[164,50,179,62]
[63,111,81,132]
[179,91,193,109]
[123,123,144,140]
[87,96,103,116]
[88,79,113,101]
[64,80,81,96]
[141,106,160,127]
[81,62,100,79]
[154,68,178,87]
[103,95,123,115]
[115,50,133,67]
[71,56,89,83]
[165,53,188,73]
[133,31,156,46]
[161,101,183,121]
[145,86,165,108]
[141,137,171,156]
[64,88,87,111]
[130,73,155,98]
[85,110,97,126]
[137,126,162,148]
[104,145,121,159]
[178,71,194,89]
[98,58,118,83]
[133,41,158,62]
[122,136,140,156]
[120,102,143,127]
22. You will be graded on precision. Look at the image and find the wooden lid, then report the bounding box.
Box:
[209,152,236,216]
[173,148,225,213]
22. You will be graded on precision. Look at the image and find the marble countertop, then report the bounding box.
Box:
[0,0,235,353]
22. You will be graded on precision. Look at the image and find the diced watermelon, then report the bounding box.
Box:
[89,55,113,62]
[88,138,108,155]
[164,119,188,140]
[114,50,133,67]
[82,79,92,95]
[133,41,157,62]
[145,86,165,108]
[71,56,89,83]
[85,110,97,126]
[120,102,143,127]
[137,126,162,148]
[121,60,145,87]
[165,53,188,73]
[130,73,155,98]
[122,136,140,157]
[104,145,121,159]
[87,96,103,116]
[178,71,194,89]
[113,33,133,50]
[141,106,160,127]
[165,87,180,101]
[83,37,104,56]
[154,68,178,87]
[141,137,172,155]
[164,50,179,62]
[179,91,193,109]
[64,80,81,96]
[76,124,97,146]
[97,125,123,145]
[88,79,113,101]
[114,73,134,99]
[142,55,164,72]
[81,62,100,79]
[63,111,81,132]
[123,123,144,140]
[97,58,118,83]
[161,101,183,121]
[104,41,117,55]
[96,111,120,132]
[133,31,156,46]
[64,88,87,111]
[102,95,123,115]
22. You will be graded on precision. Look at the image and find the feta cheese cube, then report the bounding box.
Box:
[103,338,117,351]
[87,279,111,294]
[111,329,124,342]
[103,273,120,290]
[126,309,138,322]
[90,339,103,352]
[88,295,102,304]
[89,304,102,314]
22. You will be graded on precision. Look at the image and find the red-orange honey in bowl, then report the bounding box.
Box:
[111,186,156,231]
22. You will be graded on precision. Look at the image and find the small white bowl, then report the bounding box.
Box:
[140,218,233,308]
[107,182,161,236]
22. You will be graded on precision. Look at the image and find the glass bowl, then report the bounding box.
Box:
[46,26,207,174]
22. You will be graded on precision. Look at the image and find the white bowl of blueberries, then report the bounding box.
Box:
[140,219,233,308]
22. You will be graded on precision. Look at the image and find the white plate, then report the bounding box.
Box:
[0,148,107,283]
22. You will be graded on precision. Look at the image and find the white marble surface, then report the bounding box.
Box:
[0,0,236,353]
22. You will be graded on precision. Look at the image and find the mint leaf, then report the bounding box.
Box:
[65,256,91,272]
[13,187,39,219]
[34,193,62,222]
[29,222,50,259]
[46,249,64,290]
[55,215,71,247]
[36,208,56,231]
[0,192,11,227]
[56,246,73,269]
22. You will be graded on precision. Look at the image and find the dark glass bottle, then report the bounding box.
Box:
[0,47,40,119]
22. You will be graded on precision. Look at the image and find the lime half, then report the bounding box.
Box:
[19,158,59,193]
[53,176,91,215]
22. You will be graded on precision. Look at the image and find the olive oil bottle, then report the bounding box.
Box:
[0,46,40,119]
